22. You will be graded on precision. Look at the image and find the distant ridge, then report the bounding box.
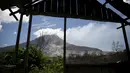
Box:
[0,35,102,56]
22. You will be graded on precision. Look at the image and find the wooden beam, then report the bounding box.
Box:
[15,13,23,64]
[70,0,72,14]
[117,23,130,29]
[24,14,33,73]
[63,0,65,12]
[103,0,111,6]
[63,17,67,73]
[8,8,18,21]
[56,0,59,13]
[121,23,130,61]
[117,18,130,29]
[76,0,78,15]
[50,0,52,12]
[9,9,20,16]
[10,0,42,16]
[101,5,130,29]
[124,18,129,21]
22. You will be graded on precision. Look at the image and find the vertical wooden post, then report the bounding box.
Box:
[50,0,52,12]
[76,0,78,15]
[63,0,65,12]
[57,0,59,13]
[24,14,33,73]
[84,4,86,16]
[121,23,130,61]
[44,1,46,12]
[100,7,104,20]
[70,0,72,15]
[63,17,67,73]
[15,13,23,64]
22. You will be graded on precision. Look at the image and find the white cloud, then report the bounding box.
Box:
[0,44,8,47]
[0,24,2,31]
[33,22,130,51]
[41,18,57,28]
[33,28,63,39]
[33,25,42,30]
[32,24,57,30]
[4,44,8,46]
[46,24,56,28]
[13,32,17,35]
[0,7,29,23]
[123,0,130,4]
[32,18,57,29]
[66,23,127,51]
[0,21,2,32]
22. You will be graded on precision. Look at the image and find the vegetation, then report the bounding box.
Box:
[0,45,63,73]
[112,41,124,52]
[67,50,128,64]
[66,41,128,64]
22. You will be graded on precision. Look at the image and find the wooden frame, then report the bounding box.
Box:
[7,0,129,73]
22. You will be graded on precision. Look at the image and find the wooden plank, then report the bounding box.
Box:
[15,13,23,64]
[70,0,72,15]
[101,7,107,20]
[109,0,130,19]
[25,14,33,73]
[63,0,65,12]
[105,9,109,20]
[86,0,93,17]
[84,4,86,16]
[56,0,59,13]
[107,8,112,21]
[71,0,76,15]
[46,0,51,12]
[65,0,70,14]
[78,0,85,16]
[44,1,46,12]
[58,0,63,13]
[18,0,125,23]
[52,0,57,13]
[94,4,103,20]
[121,23,130,61]
[111,11,122,22]
[38,1,45,13]
[8,8,18,21]
[64,17,67,73]
[76,0,79,15]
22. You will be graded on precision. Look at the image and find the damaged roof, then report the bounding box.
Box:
[0,0,130,23]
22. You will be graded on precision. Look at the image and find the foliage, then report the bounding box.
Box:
[0,45,63,73]
[29,56,63,73]
[28,45,50,70]
[44,56,63,73]
[0,48,24,65]
[67,50,128,64]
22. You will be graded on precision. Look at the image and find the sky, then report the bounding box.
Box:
[0,0,130,51]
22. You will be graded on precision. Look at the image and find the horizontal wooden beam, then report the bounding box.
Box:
[121,23,130,61]
[8,8,18,21]
[5,0,128,23]
[117,23,130,29]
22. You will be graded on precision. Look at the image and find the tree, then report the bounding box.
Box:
[29,56,63,73]
[0,45,50,70]
[43,56,63,73]
[112,41,124,52]
[28,45,50,71]
[0,45,63,73]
